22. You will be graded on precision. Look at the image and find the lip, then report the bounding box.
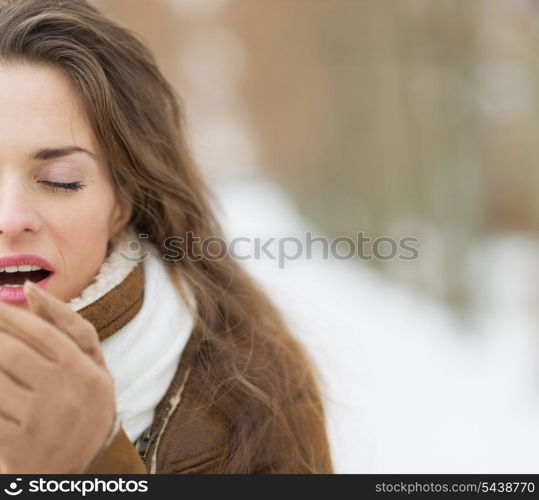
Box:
[0,254,54,304]
[0,254,54,271]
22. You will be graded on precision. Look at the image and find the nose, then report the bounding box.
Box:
[0,178,41,239]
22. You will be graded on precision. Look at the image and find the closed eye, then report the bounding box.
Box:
[39,181,86,192]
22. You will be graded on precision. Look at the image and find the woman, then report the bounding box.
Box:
[0,0,334,474]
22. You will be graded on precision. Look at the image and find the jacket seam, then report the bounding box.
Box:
[172,454,223,474]
[167,446,222,468]
[149,366,191,474]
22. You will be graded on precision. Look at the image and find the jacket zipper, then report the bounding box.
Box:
[148,367,191,473]
[135,367,191,471]
[136,427,157,459]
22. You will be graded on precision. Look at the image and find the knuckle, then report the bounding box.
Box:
[75,319,99,350]
[79,319,98,341]
[80,318,96,333]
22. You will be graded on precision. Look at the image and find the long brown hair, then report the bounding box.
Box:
[0,0,333,473]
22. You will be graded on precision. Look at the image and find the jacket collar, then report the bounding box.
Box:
[76,264,144,342]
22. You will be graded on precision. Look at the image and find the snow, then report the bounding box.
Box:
[212,176,539,473]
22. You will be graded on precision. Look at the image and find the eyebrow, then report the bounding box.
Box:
[32,146,97,161]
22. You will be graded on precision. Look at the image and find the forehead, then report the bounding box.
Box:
[0,62,98,158]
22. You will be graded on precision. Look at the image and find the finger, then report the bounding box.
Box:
[0,300,63,363]
[0,369,32,429]
[0,330,51,390]
[23,280,105,367]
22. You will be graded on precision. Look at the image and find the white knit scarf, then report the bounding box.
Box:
[68,227,196,443]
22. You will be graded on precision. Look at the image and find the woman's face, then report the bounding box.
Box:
[0,63,132,308]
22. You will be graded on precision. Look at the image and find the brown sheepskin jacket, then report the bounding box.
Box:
[79,264,333,474]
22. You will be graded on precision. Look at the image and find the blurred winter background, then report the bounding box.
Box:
[94,0,539,473]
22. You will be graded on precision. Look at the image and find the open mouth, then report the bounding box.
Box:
[0,266,52,288]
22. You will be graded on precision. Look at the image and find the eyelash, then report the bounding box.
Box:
[39,181,86,192]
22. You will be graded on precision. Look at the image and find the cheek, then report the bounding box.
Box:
[45,193,116,251]
[41,190,118,292]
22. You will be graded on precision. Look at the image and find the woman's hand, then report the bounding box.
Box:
[0,280,116,473]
